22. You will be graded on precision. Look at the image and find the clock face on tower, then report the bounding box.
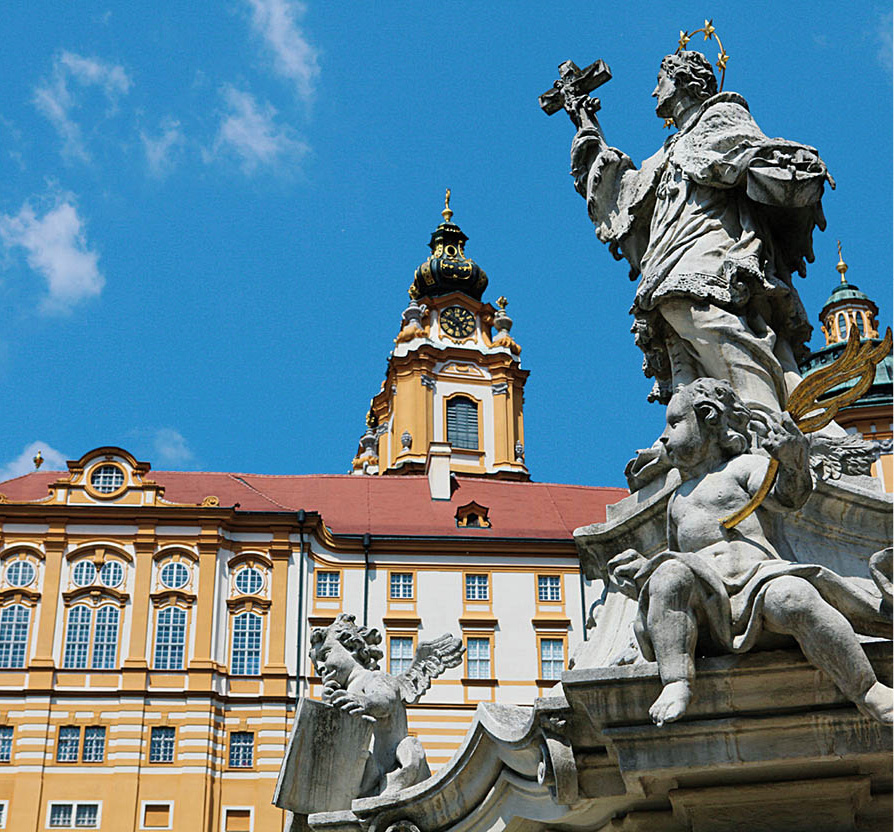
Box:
[441,306,476,340]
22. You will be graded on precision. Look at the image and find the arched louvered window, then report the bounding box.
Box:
[447,396,479,450]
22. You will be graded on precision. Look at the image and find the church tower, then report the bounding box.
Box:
[352,192,529,481]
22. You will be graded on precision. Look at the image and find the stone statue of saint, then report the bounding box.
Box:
[568,51,833,415]
[603,378,892,727]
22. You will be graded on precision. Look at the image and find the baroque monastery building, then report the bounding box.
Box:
[0,200,889,832]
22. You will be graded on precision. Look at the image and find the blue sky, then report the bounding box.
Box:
[0,1,890,487]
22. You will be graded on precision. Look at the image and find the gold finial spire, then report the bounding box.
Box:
[442,188,453,224]
[836,240,848,283]
[33,450,43,470]
[497,296,508,310]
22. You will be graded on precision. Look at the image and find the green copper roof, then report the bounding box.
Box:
[823,280,872,309]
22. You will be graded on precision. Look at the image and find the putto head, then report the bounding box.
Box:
[680,377,753,457]
[309,613,383,672]
[659,51,718,103]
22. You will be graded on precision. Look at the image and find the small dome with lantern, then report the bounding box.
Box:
[411,190,488,301]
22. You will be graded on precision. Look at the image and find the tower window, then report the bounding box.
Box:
[855,313,865,336]
[446,397,478,450]
[837,312,847,339]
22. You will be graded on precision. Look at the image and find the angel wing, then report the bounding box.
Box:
[396,633,464,705]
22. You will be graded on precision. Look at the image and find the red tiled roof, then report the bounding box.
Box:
[0,471,625,540]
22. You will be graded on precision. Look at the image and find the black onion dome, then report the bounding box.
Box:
[412,196,488,301]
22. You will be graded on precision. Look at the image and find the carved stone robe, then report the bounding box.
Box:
[572,92,831,405]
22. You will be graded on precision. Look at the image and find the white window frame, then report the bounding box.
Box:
[139,799,174,831]
[0,799,8,830]
[315,571,340,598]
[231,612,263,676]
[148,726,176,764]
[465,574,489,601]
[388,636,414,676]
[46,801,102,829]
[221,806,255,833]
[0,725,13,763]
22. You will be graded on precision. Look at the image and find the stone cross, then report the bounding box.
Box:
[539,59,611,130]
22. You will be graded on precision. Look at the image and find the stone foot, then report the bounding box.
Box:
[650,680,691,727]
[856,681,894,725]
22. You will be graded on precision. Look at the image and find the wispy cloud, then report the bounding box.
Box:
[877,10,893,73]
[0,192,104,313]
[34,51,132,160]
[207,85,307,173]
[141,119,185,177]
[153,428,194,465]
[245,0,319,101]
[0,441,68,482]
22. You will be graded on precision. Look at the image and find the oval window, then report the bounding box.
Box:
[90,464,125,494]
[160,561,189,589]
[100,561,124,588]
[72,560,97,587]
[235,567,263,595]
[6,560,36,587]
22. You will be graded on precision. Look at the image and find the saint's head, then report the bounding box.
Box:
[654,51,718,118]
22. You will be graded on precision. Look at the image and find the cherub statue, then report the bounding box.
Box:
[308,614,464,797]
[605,378,892,727]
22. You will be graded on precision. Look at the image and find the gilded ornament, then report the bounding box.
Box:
[201,495,221,507]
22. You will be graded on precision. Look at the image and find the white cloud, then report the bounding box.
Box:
[878,11,893,73]
[141,119,184,177]
[208,85,307,173]
[153,428,194,465]
[0,193,104,312]
[245,0,319,100]
[34,51,132,160]
[0,441,68,482]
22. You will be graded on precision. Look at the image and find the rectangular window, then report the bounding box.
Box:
[0,800,7,829]
[540,639,564,680]
[465,574,489,601]
[91,607,119,669]
[537,575,561,602]
[231,613,262,676]
[0,605,31,668]
[389,636,414,675]
[49,804,72,828]
[149,726,175,763]
[82,726,105,763]
[0,726,12,763]
[466,637,491,679]
[224,809,252,833]
[56,726,80,763]
[228,731,254,768]
[63,606,92,668]
[47,802,100,829]
[142,803,171,829]
[315,571,340,598]
[389,573,413,599]
[153,607,187,670]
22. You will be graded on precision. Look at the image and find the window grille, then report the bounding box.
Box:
[99,561,123,588]
[228,731,254,768]
[159,561,189,589]
[465,574,489,600]
[0,726,13,762]
[57,726,80,762]
[389,573,413,599]
[389,637,414,675]
[149,726,175,763]
[48,804,73,828]
[540,639,564,679]
[0,605,30,668]
[232,612,262,675]
[466,637,491,679]
[154,607,187,670]
[63,606,92,668]
[446,397,479,450]
[90,464,124,493]
[538,575,561,602]
[82,727,105,763]
[75,804,99,828]
[316,571,340,598]
[235,567,263,595]
[5,560,35,587]
[92,607,119,669]
[72,561,96,587]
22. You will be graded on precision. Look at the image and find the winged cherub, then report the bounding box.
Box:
[309,614,464,798]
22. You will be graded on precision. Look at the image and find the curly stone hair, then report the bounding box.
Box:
[309,613,384,671]
[683,378,754,457]
[660,51,718,103]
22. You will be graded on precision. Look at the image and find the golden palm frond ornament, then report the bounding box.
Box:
[721,325,893,529]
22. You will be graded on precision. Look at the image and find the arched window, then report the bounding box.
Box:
[231,612,262,676]
[92,606,120,669]
[154,607,187,670]
[837,312,848,339]
[446,396,479,450]
[0,605,31,668]
[855,313,865,336]
[63,605,92,668]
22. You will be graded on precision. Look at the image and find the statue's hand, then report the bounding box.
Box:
[759,412,809,471]
[329,690,376,721]
[607,548,649,599]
